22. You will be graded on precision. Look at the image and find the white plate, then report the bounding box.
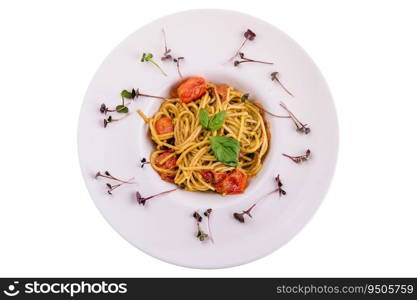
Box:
[78,9,338,269]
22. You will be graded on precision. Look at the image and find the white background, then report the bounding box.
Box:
[0,0,416,277]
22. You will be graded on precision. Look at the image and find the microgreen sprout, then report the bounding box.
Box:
[101,88,165,128]
[103,114,130,128]
[233,203,256,223]
[173,57,184,78]
[141,52,167,76]
[271,71,293,97]
[228,29,256,62]
[95,171,135,194]
[193,211,209,242]
[282,149,311,164]
[233,174,286,223]
[140,157,150,168]
[241,94,291,118]
[136,188,178,206]
[280,102,311,134]
[234,52,273,67]
[161,29,172,61]
[204,208,214,243]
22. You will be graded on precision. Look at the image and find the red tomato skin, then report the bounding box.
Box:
[160,174,175,183]
[177,77,207,103]
[155,150,177,170]
[200,170,227,184]
[213,169,248,195]
[155,117,174,134]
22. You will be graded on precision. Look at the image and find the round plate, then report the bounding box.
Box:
[78,9,338,269]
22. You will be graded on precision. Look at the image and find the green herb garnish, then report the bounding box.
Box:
[115,104,128,114]
[120,89,134,99]
[140,52,167,76]
[209,136,240,167]
[199,108,209,128]
[199,109,226,131]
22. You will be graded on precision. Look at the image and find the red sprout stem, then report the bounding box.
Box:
[280,102,300,125]
[142,188,178,201]
[238,59,273,65]
[138,93,166,100]
[96,174,135,184]
[275,78,293,97]
[162,28,169,54]
[263,109,292,118]
[228,38,248,61]
[207,216,214,243]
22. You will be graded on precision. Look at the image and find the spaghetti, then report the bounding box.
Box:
[137,77,270,195]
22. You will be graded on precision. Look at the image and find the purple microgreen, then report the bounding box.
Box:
[271,72,293,97]
[136,188,177,206]
[193,211,209,242]
[282,149,311,164]
[131,88,166,100]
[234,52,273,67]
[244,29,256,41]
[280,102,311,134]
[203,208,212,218]
[141,52,167,76]
[161,29,172,61]
[100,103,129,114]
[204,208,214,243]
[101,88,165,121]
[101,87,165,128]
[233,174,287,223]
[103,113,130,128]
[95,171,135,194]
[193,211,203,222]
[233,203,256,223]
[173,56,184,78]
[262,109,292,119]
[140,157,150,168]
[242,94,291,118]
[196,224,209,242]
[228,29,257,62]
[100,103,109,114]
[275,174,286,197]
[160,29,185,78]
[95,171,134,183]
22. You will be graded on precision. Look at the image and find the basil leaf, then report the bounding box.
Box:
[116,105,129,113]
[199,108,209,128]
[121,89,134,99]
[209,136,240,167]
[208,111,226,131]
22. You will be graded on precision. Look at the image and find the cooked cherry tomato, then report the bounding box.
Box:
[160,173,175,183]
[155,150,177,182]
[155,117,174,134]
[213,169,248,195]
[216,84,229,102]
[177,77,207,103]
[200,170,227,184]
[155,150,177,170]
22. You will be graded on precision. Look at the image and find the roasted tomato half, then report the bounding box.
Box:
[200,170,227,185]
[155,117,174,134]
[177,77,207,103]
[201,169,248,195]
[213,169,248,195]
[155,150,177,183]
[155,150,177,170]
